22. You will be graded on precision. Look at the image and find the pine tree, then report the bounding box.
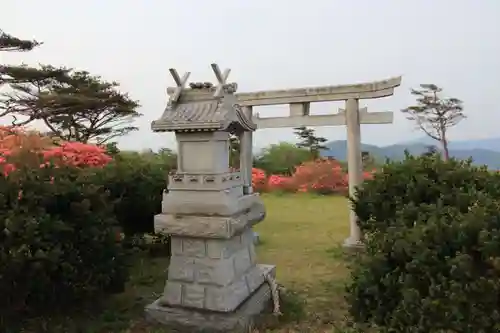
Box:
[0,30,40,52]
[293,126,328,159]
[402,84,465,160]
[1,65,141,143]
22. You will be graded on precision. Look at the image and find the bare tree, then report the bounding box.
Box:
[402,84,465,160]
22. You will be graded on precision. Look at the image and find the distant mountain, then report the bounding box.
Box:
[322,140,500,169]
[402,136,500,153]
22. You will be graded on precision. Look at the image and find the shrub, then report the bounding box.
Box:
[94,151,171,236]
[347,154,500,332]
[0,126,112,174]
[353,154,500,234]
[42,141,112,167]
[252,159,376,195]
[0,126,54,153]
[252,167,268,192]
[291,159,348,195]
[267,174,295,193]
[0,162,128,327]
[254,142,312,176]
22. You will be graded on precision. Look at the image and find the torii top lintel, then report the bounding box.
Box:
[235,76,402,107]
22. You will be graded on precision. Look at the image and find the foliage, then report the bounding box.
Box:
[361,151,378,170]
[0,125,171,238]
[11,194,351,332]
[252,167,268,192]
[254,142,312,176]
[291,159,348,195]
[402,84,465,160]
[252,158,374,195]
[0,161,128,329]
[0,30,40,52]
[347,154,500,332]
[0,126,112,175]
[94,150,174,236]
[293,126,328,159]
[0,64,141,143]
[0,126,54,153]
[42,142,112,168]
[104,142,120,156]
[267,174,295,193]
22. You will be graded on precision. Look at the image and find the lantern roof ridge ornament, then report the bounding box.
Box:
[151,63,255,133]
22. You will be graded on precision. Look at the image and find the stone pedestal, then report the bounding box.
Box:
[146,190,275,332]
[146,265,275,332]
[160,226,269,312]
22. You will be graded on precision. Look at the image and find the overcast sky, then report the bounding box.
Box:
[2,0,499,151]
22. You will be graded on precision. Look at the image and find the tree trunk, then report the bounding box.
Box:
[442,138,449,161]
[439,125,449,161]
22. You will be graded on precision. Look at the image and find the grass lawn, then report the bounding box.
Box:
[20,194,352,333]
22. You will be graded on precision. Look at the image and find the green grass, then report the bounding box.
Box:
[18,194,352,333]
[254,194,351,332]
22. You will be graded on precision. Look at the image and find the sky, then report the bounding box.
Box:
[2,0,499,151]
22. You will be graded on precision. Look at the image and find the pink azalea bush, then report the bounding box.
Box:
[291,159,348,195]
[267,174,294,192]
[0,126,111,177]
[42,142,112,168]
[0,127,127,326]
[252,158,377,195]
[252,167,267,192]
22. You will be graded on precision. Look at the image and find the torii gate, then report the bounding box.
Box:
[162,64,401,249]
[235,76,402,249]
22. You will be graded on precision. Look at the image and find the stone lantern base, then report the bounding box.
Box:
[145,264,275,332]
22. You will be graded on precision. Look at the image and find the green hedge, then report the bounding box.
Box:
[347,155,500,332]
[94,152,169,237]
[0,164,128,329]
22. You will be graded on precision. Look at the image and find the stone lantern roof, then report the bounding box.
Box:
[151,65,256,133]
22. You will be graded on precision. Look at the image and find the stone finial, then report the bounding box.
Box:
[211,63,231,98]
[168,68,190,105]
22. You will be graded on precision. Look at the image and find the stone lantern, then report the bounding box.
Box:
[145,64,276,332]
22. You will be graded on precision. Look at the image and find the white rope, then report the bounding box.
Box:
[263,272,282,316]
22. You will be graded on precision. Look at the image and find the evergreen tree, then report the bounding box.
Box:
[402,84,465,160]
[0,30,40,52]
[0,30,43,87]
[361,151,377,170]
[293,126,328,159]
[1,65,141,143]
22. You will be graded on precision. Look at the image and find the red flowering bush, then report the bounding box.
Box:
[291,159,348,195]
[0,126,54,153]
[267,174,295,192]
[251,159,377,195]
[42,142,112,168]
[0,126,111,177]
[252,167,268,192]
